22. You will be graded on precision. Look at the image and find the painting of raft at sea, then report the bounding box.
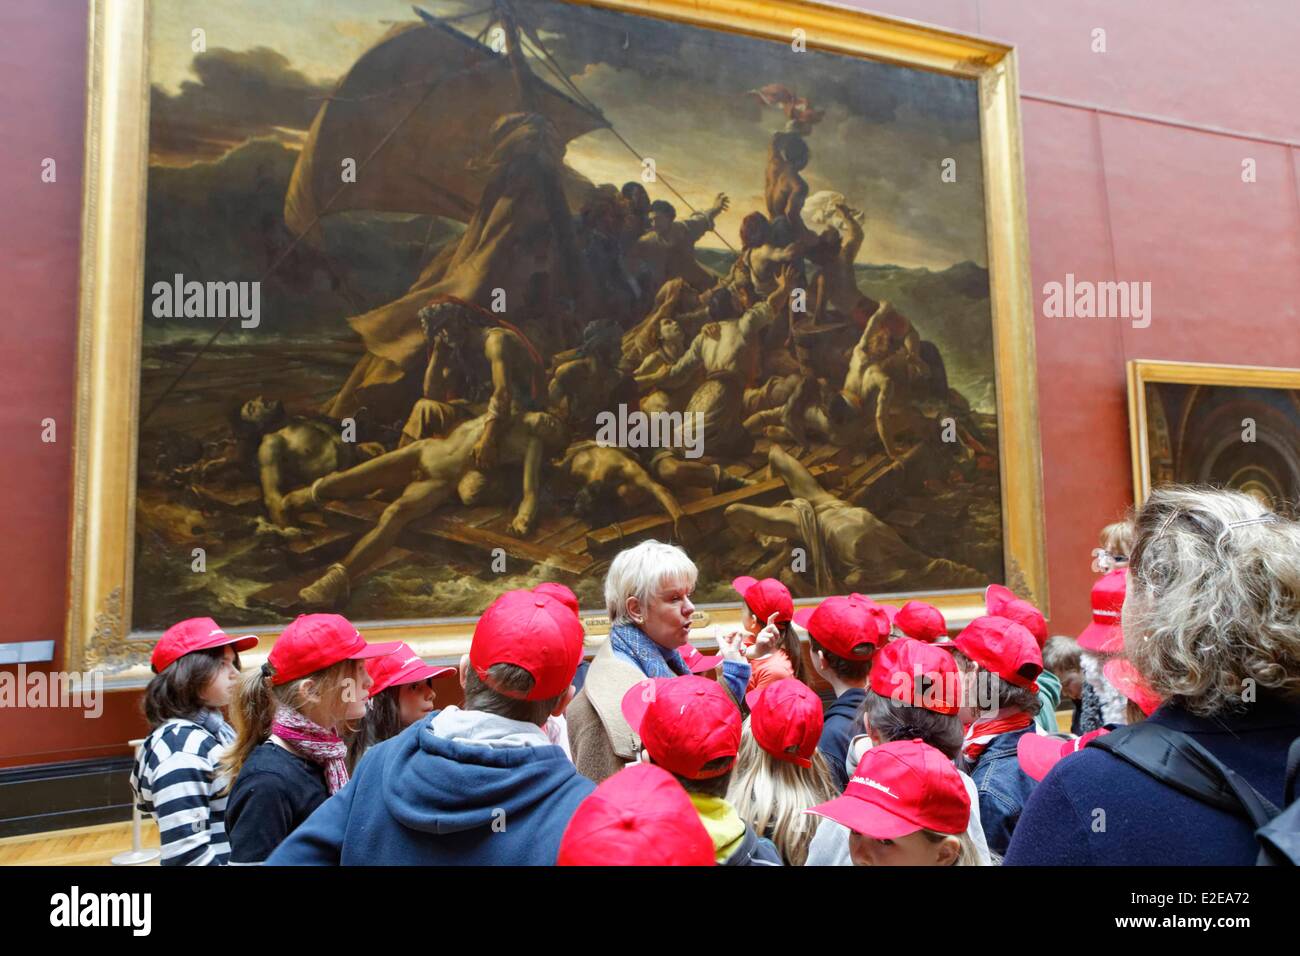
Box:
[135,0,1010,629]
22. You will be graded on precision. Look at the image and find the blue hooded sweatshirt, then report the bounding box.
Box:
[268,709,595,866]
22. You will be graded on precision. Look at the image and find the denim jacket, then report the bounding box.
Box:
[965,726,1038,858]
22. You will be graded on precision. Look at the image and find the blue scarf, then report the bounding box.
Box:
[609,622,690,679]
[192,708,236,746]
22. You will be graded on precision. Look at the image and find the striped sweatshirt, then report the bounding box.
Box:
[130,718,231,866]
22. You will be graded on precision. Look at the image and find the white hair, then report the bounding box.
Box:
[1125,485,1300,716]
[604,539,698,624]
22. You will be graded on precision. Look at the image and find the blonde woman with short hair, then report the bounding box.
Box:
[568,540,752,782]
[1006,486,1300,866]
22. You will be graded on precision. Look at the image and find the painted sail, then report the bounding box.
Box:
[283,17,607,242]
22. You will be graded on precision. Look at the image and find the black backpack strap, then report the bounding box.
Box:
[1284,738,1300,806]
[1086,722,1279,827]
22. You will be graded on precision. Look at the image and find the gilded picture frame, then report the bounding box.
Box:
[70,0,1044,687]
[1127,359,1300,507]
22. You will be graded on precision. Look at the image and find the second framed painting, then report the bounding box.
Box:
[72,0,1043,682]
[1128,360,1300,510]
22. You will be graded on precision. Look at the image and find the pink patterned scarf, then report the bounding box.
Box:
[272,706,350,795]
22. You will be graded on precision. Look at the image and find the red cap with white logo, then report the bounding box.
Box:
[151,617,258,674]
[806,739,970,837]
[268,614,402,686]
[365,641,455,697]
[1077,568,1126,653]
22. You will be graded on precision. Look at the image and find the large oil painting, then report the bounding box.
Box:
[71,0,1044,676]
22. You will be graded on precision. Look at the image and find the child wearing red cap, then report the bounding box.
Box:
[797,596,890,791]
[985,584,1061,733]
[949,615,1044,857]
[131,618,257,866]
[807,741,981,866]
[558,763,715,866]
[806,637,991,866]
[727,679,835,865]
[222,614,400,864]
[345,642,455,772]
[622,675,782,866]
[729,576,806,692]
[1076,566,1133,733]
[269,590,595,865]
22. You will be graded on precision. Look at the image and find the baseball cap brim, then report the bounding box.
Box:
[1077,620,1123,653]
[1017,733,1071,782]
[385,661,456,690]
[792,607,814,629]
[218,634,260,654]
[621,678,670,733]
[805,793,923,840]
[348,639,404,660]
[681,649,723,673]
[731,576,759,598]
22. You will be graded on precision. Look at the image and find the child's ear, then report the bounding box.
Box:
[297,677,318,707]
[935,835,961,867]
[457,655,469,690]
[551,684,576,718]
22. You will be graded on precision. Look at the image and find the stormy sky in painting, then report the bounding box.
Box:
[149,0,988,270]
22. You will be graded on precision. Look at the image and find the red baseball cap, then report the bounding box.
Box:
[1017,728,1111,781]
[1103,657,1162,716]
[732,576,794,626]
[470,589,585,700]
[894,601,948,642]
[952,615,1043,692]
[268,614,401,686]
[743,678,824,768]
[794,596,888,660]
[1078,568,1126,653]
[806,740,970,838]
[557,763,715,866]
[151,618,259,674]
[365,641,455,698]
[678,642,723,674]
[621,676,741,779]
[985,584,1048,648]
[534,582,581,617]
[847,593,898,627]
[869,637,961,715]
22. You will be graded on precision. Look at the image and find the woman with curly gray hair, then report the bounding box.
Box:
[1006,485,1300,865]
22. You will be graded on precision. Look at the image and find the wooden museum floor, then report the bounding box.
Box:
[0,820,160,867]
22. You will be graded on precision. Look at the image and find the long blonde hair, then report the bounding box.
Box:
[220,658,362,790]
[727,719,836,866]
